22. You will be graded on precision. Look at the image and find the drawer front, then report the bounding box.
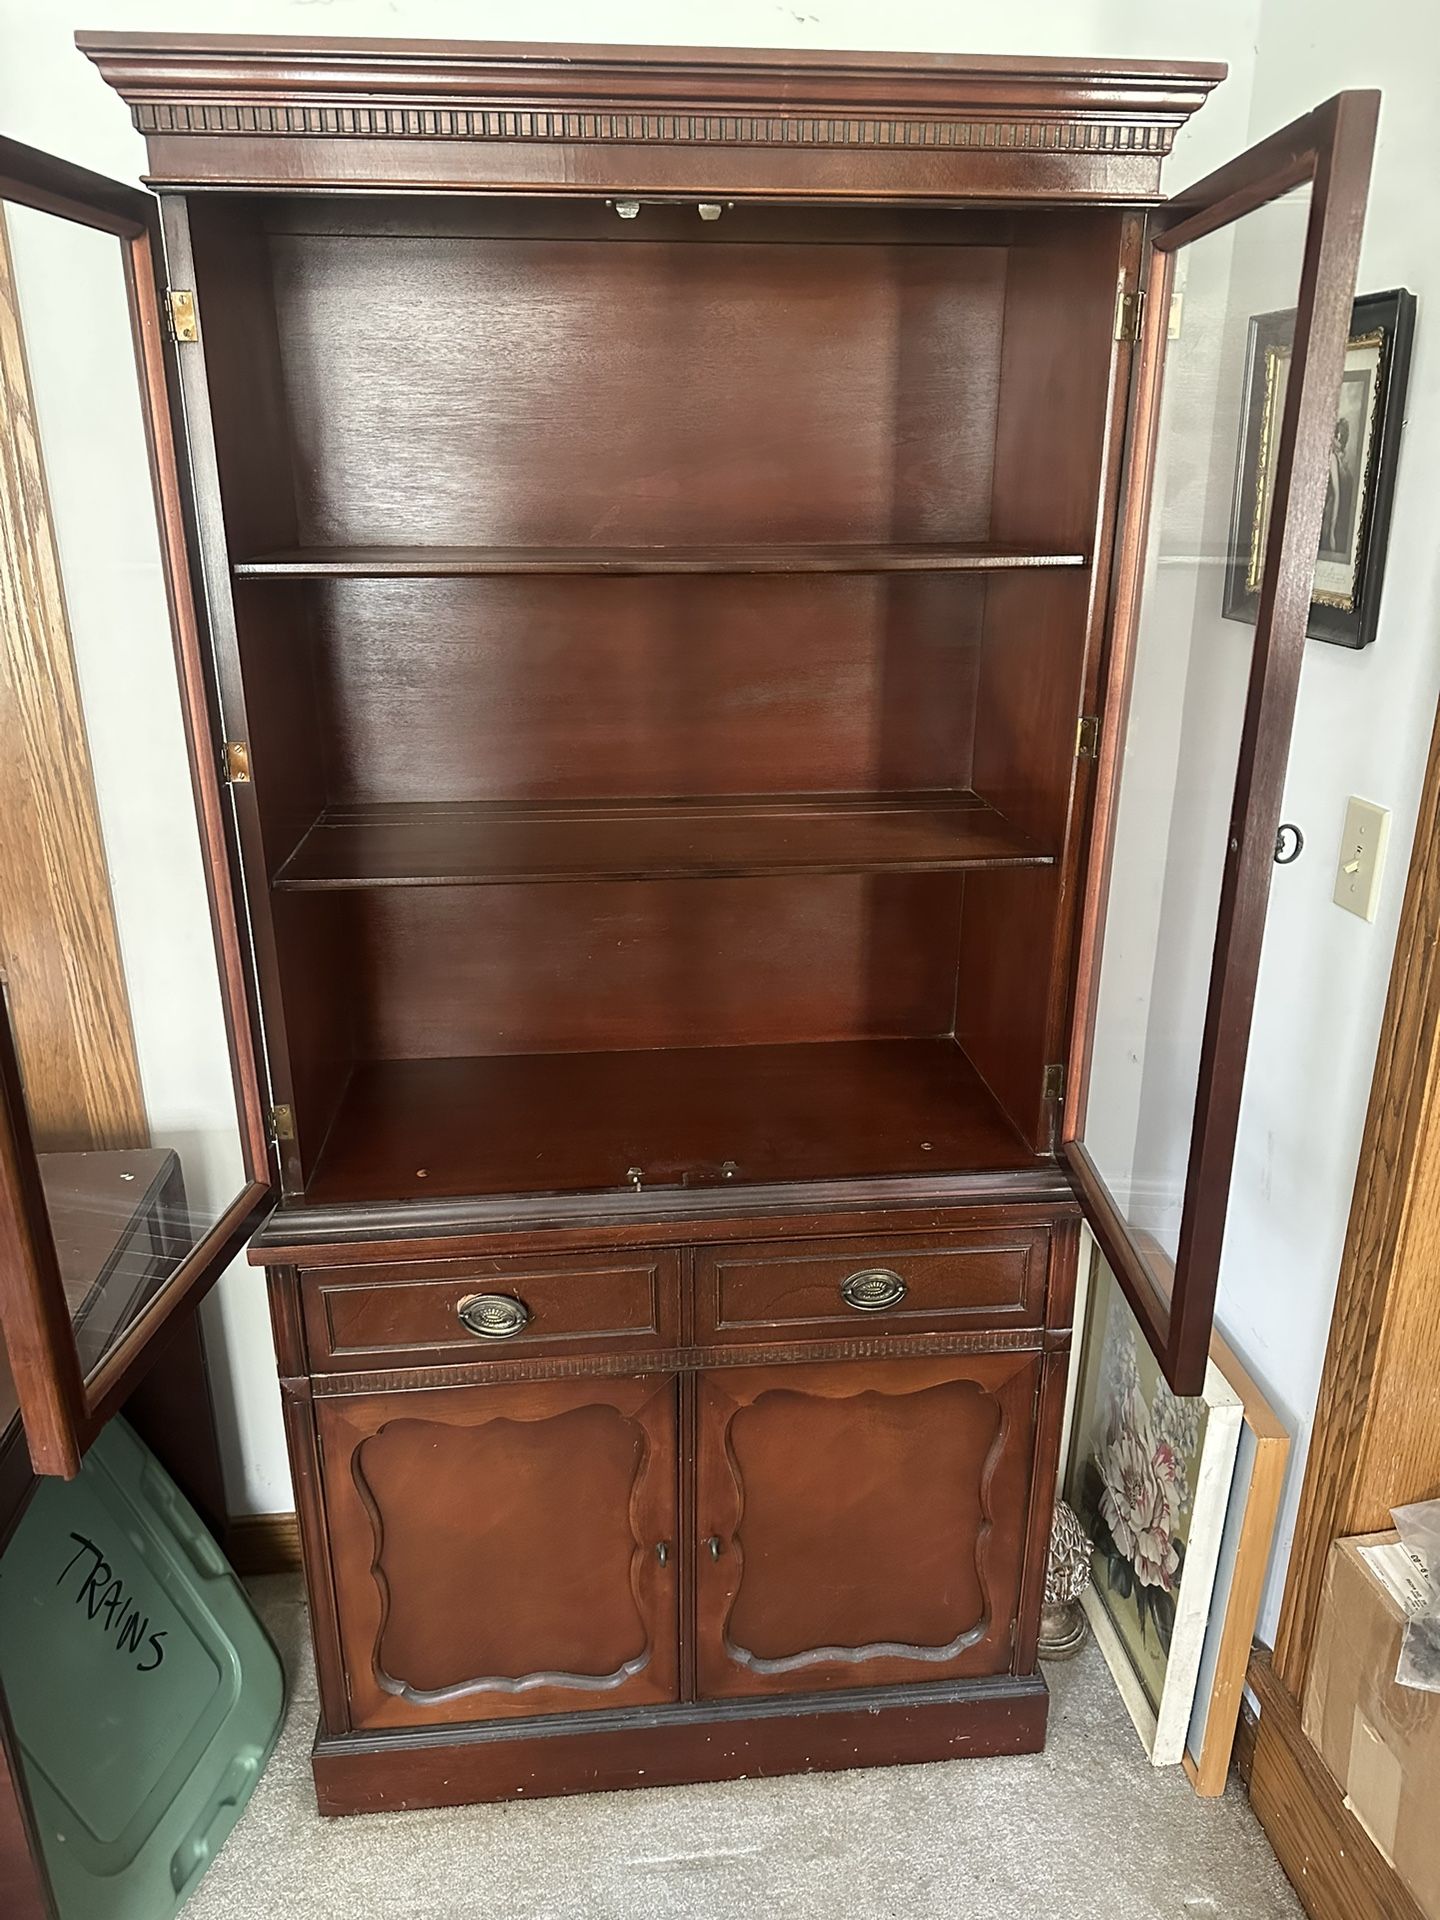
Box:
[301,1250,681,1371]
[696,1229,1048,1344]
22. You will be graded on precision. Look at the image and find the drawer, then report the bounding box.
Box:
[695,1229,1049,1344]
[300,1249,681,1372]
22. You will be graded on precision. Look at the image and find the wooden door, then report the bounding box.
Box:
[316,1373,680,1730]
[694,1352,1040,1700]
[1066,93,1378,1393]
[0,137,270,1478]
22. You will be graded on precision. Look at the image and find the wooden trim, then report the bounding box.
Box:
[80,35,1221,200]
[1233,1693,1258,1788]
[0,1682,50,1920]
[0,131,148,234]
[312,1670,1050,1816]
[1247,1651,1427,1920]
[1273,676,1440,1690]
[1183,1321,1290,1796]
[0,1001,85,1479]
[77,35,1224,132]
[0,207,146,1155]
[226,1509,302,1575]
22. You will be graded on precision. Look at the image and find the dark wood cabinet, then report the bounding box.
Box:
[0,34,1378,1819]
[695,1351,1039,1699]
[316,1373,680,1729]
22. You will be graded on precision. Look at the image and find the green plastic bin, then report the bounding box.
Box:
[0,1418,284,1920]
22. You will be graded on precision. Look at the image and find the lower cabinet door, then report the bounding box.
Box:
[695,1352,1041,1699]
[315,1374,679,1729]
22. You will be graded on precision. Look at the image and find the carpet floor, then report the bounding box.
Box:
[186,1575,1302,1919]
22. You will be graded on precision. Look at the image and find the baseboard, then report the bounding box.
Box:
[1247,1649,1426,1920]
[1233,1692,1258,1788]
[312,1672,1050,1815]
[226,1510,302,1576]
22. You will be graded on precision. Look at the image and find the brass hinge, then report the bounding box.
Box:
[1075,715,1100,760]
[1043,1062,1066,1105]
[221,740,251,784]
[166,288,198,342]
[268,1104,295,1144]
[1114,286,1145,343]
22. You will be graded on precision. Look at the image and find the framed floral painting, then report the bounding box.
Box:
[1063,1244,1243,1766]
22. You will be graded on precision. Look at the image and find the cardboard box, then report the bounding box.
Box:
[1302,1530,1440,1918]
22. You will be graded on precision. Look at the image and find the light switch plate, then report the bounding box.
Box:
[1334,796,1390,922]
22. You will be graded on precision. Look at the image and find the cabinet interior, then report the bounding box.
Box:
[187,195,1125,1207]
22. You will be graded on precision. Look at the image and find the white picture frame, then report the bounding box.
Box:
[1063,1238,1243,1767]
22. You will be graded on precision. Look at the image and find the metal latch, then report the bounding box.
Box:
[166,288,198,342]
[1075,715,1100,760]
[1043,1062,1065,1104]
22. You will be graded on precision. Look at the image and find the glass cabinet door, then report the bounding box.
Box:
[1065,94,1378,1394]
[0,138,270,1477]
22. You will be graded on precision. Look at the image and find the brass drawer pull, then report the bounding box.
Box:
[456,1293,532,1340]
[839,1268,908,1312]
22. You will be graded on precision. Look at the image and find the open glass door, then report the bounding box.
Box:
[1065,94,1378,1395]
[0,138,271,1477]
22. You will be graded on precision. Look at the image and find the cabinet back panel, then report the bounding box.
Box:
[268,234,1006,547]
[341,874,962,1058]
[310,575,981,804]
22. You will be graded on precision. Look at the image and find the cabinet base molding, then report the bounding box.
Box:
[311,1673,1049,1816]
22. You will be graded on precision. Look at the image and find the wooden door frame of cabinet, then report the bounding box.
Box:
[0,135,274,1476]
[1063,90,1379,1396]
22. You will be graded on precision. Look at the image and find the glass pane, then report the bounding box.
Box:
[0,201,246,1393]
[1080,184,1313,1264]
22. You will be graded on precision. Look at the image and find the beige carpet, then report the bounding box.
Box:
[186,1576,1302,1919]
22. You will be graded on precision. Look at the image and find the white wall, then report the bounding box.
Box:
[1211,0,1440,1639]
[8,0,1433,1638]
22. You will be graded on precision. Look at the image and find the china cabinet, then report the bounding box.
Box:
[0,36,1375,1815]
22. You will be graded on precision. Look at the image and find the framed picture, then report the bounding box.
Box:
[1223,287,1415,649]
[1181,1323,1289,1797]
[1063,1242,1243,1767]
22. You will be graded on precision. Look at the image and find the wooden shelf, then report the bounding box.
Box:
[272,792,1052,890]
[302,1039,1040,1208]
[233,542,1088,579]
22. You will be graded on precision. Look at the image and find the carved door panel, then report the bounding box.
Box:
[695,1352,1040,1700]
[316,1374,679,1730]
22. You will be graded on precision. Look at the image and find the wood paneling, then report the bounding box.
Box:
[956,212,1133,1153]
[342,874,963,1060]
[317,1373,680,1728]
[268,232,1006,548]
[0,207,144,1154]
[694,1350,1038,1697]
[1248,1653,1427,1920]
[1273,682,1440,1692]
[304,1039,1037,1209]
[304,573,982,807]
